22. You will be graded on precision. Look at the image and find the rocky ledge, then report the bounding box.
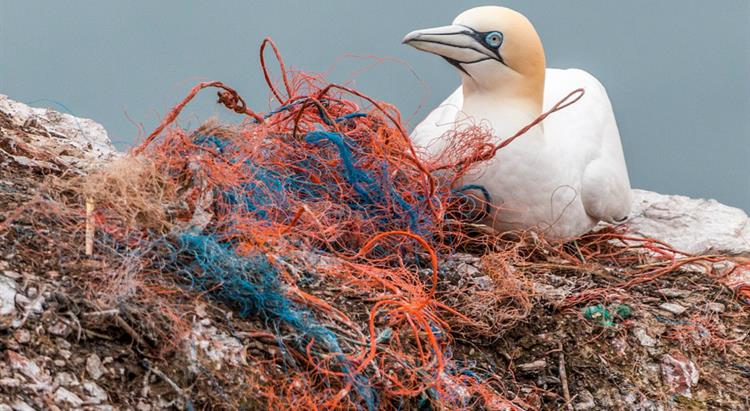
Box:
[0,94,116,172]
[0,95,748,410]
[628,189,749,256]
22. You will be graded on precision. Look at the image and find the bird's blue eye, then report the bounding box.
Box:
[485,31,503,48]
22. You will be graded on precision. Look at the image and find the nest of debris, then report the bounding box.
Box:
[0,40,748,410]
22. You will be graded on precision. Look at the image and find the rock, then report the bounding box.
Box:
[574,389,596,410]
[704,302,726,313]
[658,288,691,298]
[86,354,105,380]
[727,263,750,288]
[0,377,21,388]
[595,389,618,408]
[533,283,569,301]
[25,287,38,298]
[13,329,31,344]
[4,338,20,351]
[195,302,208,318]
[518,359,547,373]
[439,371,471,406]
[136,401,152,411]
[0,275,18,319]
[13,292,44,316]
[53,386,84,407]
[661,352,699,398]
[610,335,629,356]
[10,401,35,411]
[54,372,79,387]
[627,189,750,255]
[0,94,117,169]
[56,337,72,350]
[473,275,494,290]
[633,327,657,347]
[83,381,108,404]
[186,322,246,373]
[2,270,21,279]
[643,362,663,386]
[6,351,50,385]
[456,261,480,276]
[47,320,71,337]
[659,303,687,315]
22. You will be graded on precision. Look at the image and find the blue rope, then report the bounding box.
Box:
[176,233,377,410]
[166,107,451,408]
[304,130,375,203]
[452,184,492,218]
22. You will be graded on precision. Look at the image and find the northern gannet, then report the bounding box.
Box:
[403,6,632,239]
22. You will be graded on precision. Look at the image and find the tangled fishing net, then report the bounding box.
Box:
[55,39,523,410]
[14,39,748,410]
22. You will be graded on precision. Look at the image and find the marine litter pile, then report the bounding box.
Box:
[1,40,748,410]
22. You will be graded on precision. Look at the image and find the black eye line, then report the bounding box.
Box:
[442,56,493,79]
[455,24,506,65]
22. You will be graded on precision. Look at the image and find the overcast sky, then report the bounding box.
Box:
[1,1,748,211]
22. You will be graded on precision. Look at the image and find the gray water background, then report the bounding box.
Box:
[1,1,748,211]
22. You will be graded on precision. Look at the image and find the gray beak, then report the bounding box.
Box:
[402,24,496,64]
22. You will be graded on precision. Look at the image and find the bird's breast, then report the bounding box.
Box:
[458,100,594,236]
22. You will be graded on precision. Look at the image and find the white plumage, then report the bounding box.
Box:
[405,7,632,239]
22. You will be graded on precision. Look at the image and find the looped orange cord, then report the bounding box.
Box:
[134,81,264,154]
[433,87,585,173]
[260,37,293,103]
[87,36,694,410]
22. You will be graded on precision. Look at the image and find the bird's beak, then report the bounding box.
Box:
[402,24,496,65]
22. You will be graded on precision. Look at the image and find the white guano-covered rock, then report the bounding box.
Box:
[185,320,246,373]
[0,94,117,170]
[626,189,750,255]
[0,275,17,318]
[53,386,84,407]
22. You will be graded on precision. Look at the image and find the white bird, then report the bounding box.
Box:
[403,6,632,239]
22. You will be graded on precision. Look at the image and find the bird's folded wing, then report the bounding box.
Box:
[581,157,632,222]
[544,68,633,222]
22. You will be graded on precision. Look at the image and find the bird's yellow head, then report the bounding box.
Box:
[403,6,545,109]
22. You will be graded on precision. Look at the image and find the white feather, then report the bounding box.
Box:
[412,68,632,238]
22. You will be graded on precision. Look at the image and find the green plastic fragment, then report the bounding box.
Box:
[582,304,632,327]
[614,304,632,319]
[583,305,613,326]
